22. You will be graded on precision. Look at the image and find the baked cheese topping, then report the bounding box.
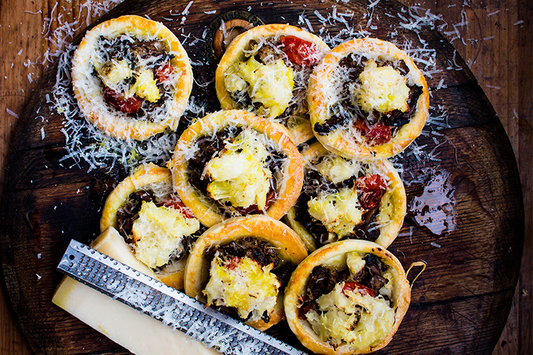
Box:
[97,59,133,91]
[224,56,295,118]
[131,201,200,268]
[316,155,359,184]
[305,282,395,350]
[130,69,160,103]
[346,251,366,275]
[204,255,280,322]
[307,187,363,240]
[204,129,273,210]
[352,60,410,114]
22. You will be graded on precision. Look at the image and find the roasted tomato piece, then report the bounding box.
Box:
[226,257,241,271]
[103,87,142,114]
[155,62,173,82]
[159,194,196,219]
[366,122,392,145]
[280,35,320,67]
[342,281,375,297]
[357,174,388,210]
[353,120,392,146]
[354,118,370,135]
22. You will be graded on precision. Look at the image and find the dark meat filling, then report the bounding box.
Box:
[115,189,201,262]
[298,254,390,319]
[313,55,423,143]
[295,164,387,245]
[95,35,176,117]
[206,237,296,323]
[186,126,286,216]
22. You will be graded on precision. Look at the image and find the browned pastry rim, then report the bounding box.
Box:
[170,109,304,228]
[284,239,411,354]
[71,15,193,141]
[308,37,429,159]
[184,215,308,331]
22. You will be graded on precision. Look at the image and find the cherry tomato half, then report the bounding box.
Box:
[160,194,196,219]
[280,35,320,67]
[342,281,375,297]
[357,174,388,210]
[155,62,174,82]
[103,87,142,114]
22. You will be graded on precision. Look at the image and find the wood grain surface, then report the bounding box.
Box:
[0,0,531,354]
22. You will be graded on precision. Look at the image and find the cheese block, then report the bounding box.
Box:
[52,227,219,355]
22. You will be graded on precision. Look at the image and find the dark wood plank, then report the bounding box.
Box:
[381,290,516,355]
[0,0,524,354]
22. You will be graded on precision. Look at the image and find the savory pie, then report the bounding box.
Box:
[170,109,303,227]
[215,24,330,144]
[100,163,201,289]
[284,239,411,354]
[285,142,406,251]
[71,15,193,140]
[308,37,429,159]
[184,215,308,331]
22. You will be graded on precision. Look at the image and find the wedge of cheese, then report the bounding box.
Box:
[52,227,219,355]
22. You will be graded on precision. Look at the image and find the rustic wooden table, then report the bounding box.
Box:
[0,0,531,354]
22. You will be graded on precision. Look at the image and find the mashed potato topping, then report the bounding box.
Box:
[352,60,410,114]
[305,282,395,350]
[204,129,273,211]
[132,201,200,268]
[204,254,280,322]
[307,187,364,240]
[224,56,295,118]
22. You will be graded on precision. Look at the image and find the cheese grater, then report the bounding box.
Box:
[57,239,306,355]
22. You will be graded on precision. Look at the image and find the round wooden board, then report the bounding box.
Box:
[0,0,524,354]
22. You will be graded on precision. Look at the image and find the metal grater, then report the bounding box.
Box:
[57,239,306,355]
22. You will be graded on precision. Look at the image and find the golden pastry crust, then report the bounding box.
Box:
[170,109,304,228]
[72,15,193,141]
[285,142,406,251]
[284,240,411,354]
[184,215,308,331]
[215,24,330,144]
[100,163,198,290]
[308,38,429,159]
